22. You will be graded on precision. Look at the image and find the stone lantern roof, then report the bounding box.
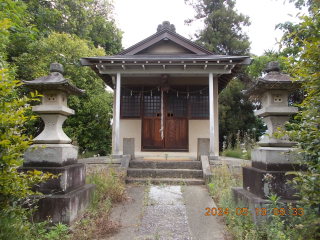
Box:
[245,62,301,96]
[22,63,85,95]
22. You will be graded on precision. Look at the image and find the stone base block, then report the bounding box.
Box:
[197,138,209,160]
[232,187,298,224]
[251,147,303,171]
[111,154,123,159]
[123,138,135,159]
[201,155,212,182]
[243,167,299,200]
[31,184,96,226]
[19,164,85,194]
[23,144,78,167]
[258,138,297,148]
[209,154,220,160]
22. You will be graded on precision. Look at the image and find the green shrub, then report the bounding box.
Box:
[0,19,53,239]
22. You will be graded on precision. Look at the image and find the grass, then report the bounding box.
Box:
[70,165,127,239]
[220,147,251,160]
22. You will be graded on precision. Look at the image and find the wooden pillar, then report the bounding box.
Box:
[113,73,121,157]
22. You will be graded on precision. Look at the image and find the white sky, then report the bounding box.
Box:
[113,0,304,56]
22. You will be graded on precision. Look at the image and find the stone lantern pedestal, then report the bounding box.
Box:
[232,62,302,223]
[19,63,95,226]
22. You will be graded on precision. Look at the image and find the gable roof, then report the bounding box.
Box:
[118,25,213,55]
[79,21,253,93]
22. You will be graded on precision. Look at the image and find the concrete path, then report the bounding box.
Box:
[107,185,229,240]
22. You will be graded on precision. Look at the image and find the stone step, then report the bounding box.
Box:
[126,177,205,185]
[127,168,203,179]
[129,160,202,169]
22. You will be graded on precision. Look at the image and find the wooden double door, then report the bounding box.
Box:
[142,89,188,151]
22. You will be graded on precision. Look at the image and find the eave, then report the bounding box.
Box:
[80,55,252,93]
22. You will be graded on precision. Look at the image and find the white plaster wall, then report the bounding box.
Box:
[189,120,210,155]
[119,119,142,154]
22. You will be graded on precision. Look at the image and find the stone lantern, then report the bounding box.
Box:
[20,63,95,226]
[233,62,302,222]
[22,63,84,167]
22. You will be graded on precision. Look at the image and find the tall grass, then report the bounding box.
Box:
[208,162,320,239]
[71,166,127,239]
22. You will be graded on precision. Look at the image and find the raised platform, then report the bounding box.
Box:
[31,184,96,226]
[243,166,299,200]
[232,187,298,224]
[19,163,86,194]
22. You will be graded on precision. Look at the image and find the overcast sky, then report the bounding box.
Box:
[113,0,303,56]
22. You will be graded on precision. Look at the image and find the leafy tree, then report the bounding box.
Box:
[22,0,123,55]
[246,50,286,80]
[218,78,266,149]
[0,19,53,239]
[0,0,38,61]
[276,0,320,209]
[16,32,114,155]
[185,0,251,55]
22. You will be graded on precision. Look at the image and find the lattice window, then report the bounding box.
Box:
[167,88,187,117]
[121,87,141,118]
[143,88,161,117]
[190,87,209,118]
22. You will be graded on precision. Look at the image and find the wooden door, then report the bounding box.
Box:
[164,91,188,150]
[142,88,188,151]
[142,90,163,149]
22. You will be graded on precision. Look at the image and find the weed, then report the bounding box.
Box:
[180,179,185,193]
[152,161,157,169]
[150,199,156,206]
[208,158,320,239]
[70,167,126,239]
[154,227,160,240]
[44,222,70,240]
[142,179,151,216]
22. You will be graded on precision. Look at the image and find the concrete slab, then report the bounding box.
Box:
[148,186,183,205]
[139,205,191,239]
[183,185,229,240]
[78,157,121,164]
[106,185,229,240]
[107,186,146,240]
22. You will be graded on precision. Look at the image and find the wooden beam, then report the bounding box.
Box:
[99,68,231,74]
